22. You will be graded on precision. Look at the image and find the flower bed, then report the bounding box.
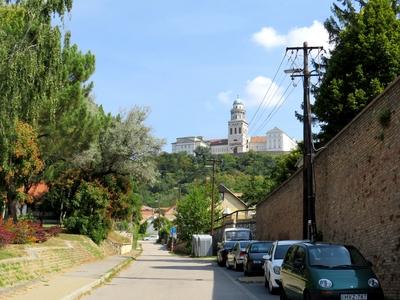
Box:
[0,219,61,247]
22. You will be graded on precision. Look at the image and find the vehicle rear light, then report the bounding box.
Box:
[240,252,245,257]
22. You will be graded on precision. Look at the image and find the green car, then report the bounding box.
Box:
[280,242,384,300]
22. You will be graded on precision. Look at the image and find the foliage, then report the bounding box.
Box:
[138,221,148,234]
[0,219,61,246]
[63,181,111,244]
[175,184,219,243]
[313,0,400,144]
[144,150,300,208]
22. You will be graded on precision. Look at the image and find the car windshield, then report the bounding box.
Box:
[223,241,236,249]
[239,241,250,249]
[225,230,251,241]
[274,244,292,259]
[309,245,370,268]
[250,242,272,253]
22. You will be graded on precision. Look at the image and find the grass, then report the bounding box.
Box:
[108,231,131,244]
[0,245,25,260]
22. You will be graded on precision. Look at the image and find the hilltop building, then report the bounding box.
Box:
[172,97,297,155]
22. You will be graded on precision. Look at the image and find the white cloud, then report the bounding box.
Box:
[252,27,286,49]
[217,90,232,104]
[244,76,283,108]
[252,21,331,51]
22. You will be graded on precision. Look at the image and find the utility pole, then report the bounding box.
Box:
[286,42,322,241]
[206,158,221,236]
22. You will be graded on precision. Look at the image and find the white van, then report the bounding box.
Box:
[223,228,252,242]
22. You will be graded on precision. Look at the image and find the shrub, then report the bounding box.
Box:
[0,219,61,246]
[64,215,111,244]
[0,227,15,247]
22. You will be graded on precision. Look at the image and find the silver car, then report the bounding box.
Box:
[226,240,252,271]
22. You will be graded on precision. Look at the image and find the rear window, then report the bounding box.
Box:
[250,242,272,253]
[274,244,292,259]
[225,230,251,241]
[309,245,370,268]
[223,241,236,249]
[240,241,250,249]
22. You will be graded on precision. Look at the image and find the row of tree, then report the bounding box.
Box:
[0,0,162,243]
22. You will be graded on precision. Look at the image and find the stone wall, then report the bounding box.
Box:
[0,235,105,289]
[256,77,400,299]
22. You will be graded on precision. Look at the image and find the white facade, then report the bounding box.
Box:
[171,136,208,155]
[172,100,297,155]
[227,98,249,153]
[265,127,297,152]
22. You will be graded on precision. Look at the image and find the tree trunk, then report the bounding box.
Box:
[7,188,18,223]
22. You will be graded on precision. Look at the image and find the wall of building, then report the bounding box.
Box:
[256,77,400,299]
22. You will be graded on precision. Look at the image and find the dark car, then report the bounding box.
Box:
[217,241,236,267]
[243,241,273,276]
[280,242,384,300]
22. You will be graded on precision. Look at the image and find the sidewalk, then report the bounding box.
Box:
[0,251,140,300]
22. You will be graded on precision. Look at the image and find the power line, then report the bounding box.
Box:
[247,52,288,127]
[249,64,292,134]
[252,78,300,135]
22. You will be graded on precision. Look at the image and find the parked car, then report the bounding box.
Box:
[226,240,252,271]
[264,240,304,294]
[243,241,273,276]
[217,241,236,267]
[280,242,384,300]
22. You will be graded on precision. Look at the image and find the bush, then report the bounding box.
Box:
[0,219,61,246]
[0,227,15,247]
[64,215,111,244]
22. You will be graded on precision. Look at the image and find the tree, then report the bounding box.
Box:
[0,0,100,219]
[175,184,219,243]
[313,0,400,144]
[0,121,44,221]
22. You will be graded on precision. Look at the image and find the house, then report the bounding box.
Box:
[218,184,249,219]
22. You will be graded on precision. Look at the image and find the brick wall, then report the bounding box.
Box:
[256,76,400,299]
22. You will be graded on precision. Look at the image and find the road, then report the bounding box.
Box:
[85,241,279,300]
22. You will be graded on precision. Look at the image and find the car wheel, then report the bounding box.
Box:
[268,273,277,294]
[303,291,311,300]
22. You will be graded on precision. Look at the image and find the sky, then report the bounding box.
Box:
[63,0,335,152]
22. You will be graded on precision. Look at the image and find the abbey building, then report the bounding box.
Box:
[171,97,297,155]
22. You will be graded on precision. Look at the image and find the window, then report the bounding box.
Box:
[230,128,232,135]
[284,245,297,265]
[293,246,306,266]
[234,128,237,134]
[239,128,242,134]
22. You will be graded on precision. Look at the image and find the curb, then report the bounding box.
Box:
[60,251,140,300]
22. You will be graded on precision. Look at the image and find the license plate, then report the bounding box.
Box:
[253,260,261,264]
[341,294,367,300]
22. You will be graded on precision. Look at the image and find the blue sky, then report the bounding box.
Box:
[64,0,334,151]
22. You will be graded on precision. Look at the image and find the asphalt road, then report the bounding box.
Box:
[85,241,279,300]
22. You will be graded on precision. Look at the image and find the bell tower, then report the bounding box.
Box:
[228,96,249,153]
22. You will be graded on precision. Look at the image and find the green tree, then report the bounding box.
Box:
[175,184,219,243]
[313,0,400,144]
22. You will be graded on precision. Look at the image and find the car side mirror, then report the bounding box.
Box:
[263,254,271,260]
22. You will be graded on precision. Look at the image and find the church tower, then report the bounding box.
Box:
[228,96,249,153]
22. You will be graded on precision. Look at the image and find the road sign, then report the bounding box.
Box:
[170,226,177,238]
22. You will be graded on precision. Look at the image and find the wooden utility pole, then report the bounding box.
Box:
[207,158,221,236]
[286,42,322,241]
